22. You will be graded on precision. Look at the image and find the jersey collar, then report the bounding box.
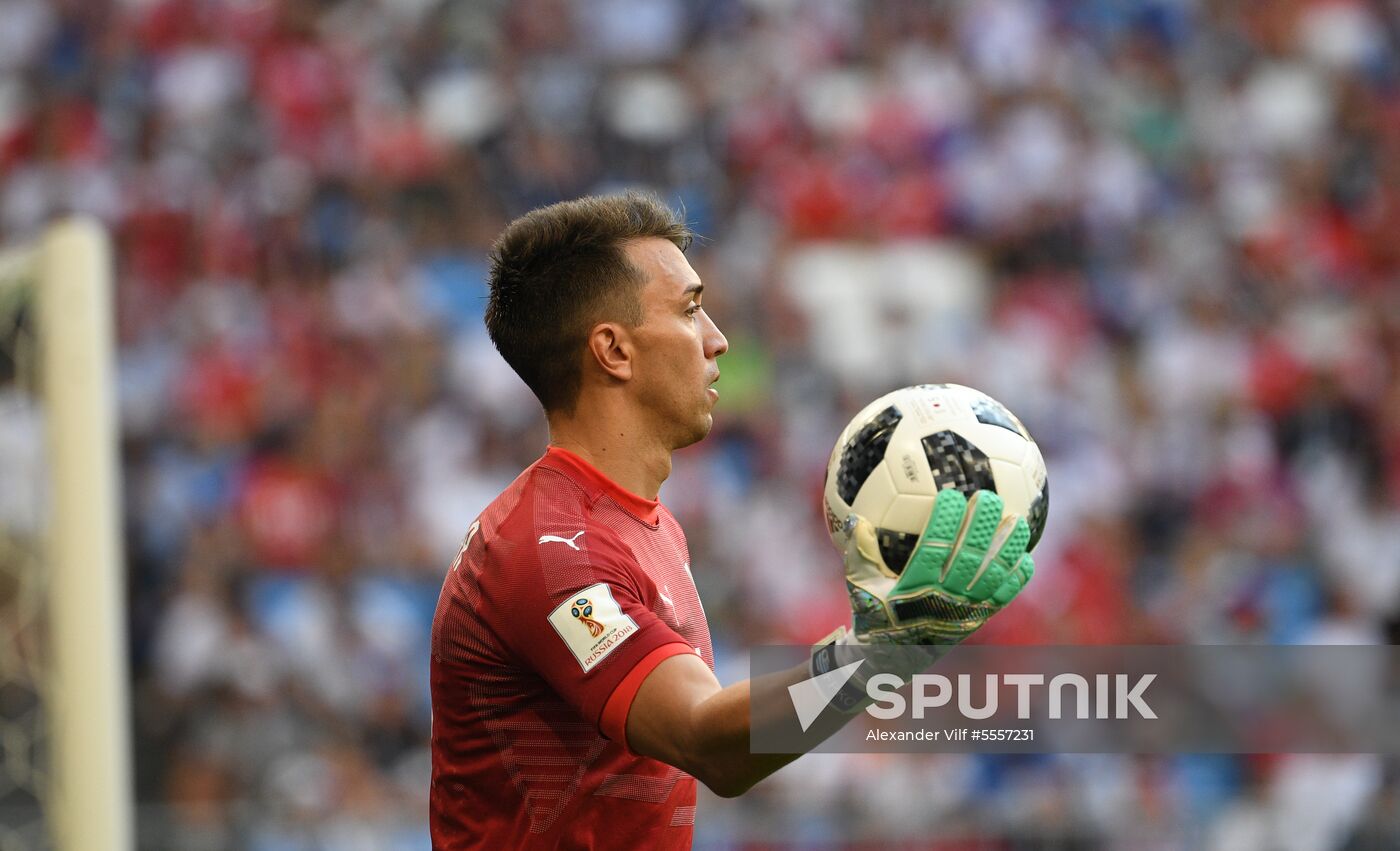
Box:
[541,446,662,525]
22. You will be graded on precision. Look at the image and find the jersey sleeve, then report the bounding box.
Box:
[481,521,693,740]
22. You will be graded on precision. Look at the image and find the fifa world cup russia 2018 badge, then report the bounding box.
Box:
[571,598,605,637]
[549,583,639,671]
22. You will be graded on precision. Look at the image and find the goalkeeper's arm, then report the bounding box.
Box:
[623,650,844,798]
[624,488,1036,798]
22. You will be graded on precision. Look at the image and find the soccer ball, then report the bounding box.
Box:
[823,384,1049,574]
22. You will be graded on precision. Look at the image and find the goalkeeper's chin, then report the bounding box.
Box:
[673,410,716,450]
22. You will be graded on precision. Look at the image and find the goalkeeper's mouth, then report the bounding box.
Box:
[707,372,720,401]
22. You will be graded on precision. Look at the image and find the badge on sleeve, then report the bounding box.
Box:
[548,582,639,672]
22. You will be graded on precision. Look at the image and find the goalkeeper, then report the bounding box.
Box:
[429,193,1034,848]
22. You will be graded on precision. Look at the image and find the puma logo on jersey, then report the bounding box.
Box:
[538,531,585,550]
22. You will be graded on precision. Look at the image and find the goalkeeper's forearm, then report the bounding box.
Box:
[623,652,870,798]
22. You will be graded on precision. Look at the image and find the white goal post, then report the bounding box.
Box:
[0,218,132,851]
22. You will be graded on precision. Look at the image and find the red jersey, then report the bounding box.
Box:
[430,446,713,850]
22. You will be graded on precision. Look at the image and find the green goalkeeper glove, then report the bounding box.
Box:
[807,489,1035,715]
[828,488,1036,648]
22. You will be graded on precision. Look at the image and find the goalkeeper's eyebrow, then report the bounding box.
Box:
[681,283,703,302]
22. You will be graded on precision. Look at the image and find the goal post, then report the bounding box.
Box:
[0,217,132,851]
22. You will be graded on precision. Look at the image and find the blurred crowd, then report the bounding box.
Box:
[4,0,1400,847]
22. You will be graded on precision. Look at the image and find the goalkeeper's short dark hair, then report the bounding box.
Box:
[485,192,692,414]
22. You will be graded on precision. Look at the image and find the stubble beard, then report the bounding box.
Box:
[666,393,715,450]
[668,409,712,451]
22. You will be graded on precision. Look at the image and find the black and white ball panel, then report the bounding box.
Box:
[835,405,902,505]
[921,430,996,495]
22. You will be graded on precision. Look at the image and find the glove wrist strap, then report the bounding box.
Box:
[809,627,871,715]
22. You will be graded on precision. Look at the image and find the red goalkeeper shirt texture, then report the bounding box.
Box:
[430,446,713,850]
